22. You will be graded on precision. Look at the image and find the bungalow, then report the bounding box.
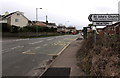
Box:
[43,22,57,28]
[57,26,66,33]
[33,21,47,27]
[66,26,77,33]
[0,11,30,27]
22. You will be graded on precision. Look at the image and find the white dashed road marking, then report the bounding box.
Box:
[35,47,41,49]
[43,44,47,46]
[11,46,24,50]
[29,40,43,45]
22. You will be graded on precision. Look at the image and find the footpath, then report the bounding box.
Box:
[40,38,85,77]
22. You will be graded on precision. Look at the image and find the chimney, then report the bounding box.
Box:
[5,11,9,15]
[46,15,48,23]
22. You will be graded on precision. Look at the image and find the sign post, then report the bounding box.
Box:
[83,27,87,39]
[88,13,119,44]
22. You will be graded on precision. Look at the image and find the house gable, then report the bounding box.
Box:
[1,11,29,27]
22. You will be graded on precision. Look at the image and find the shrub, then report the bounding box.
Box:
[11,25,20,33]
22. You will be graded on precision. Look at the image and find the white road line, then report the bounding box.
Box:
[2,49,10,53]
[55,37,58,38]
[35,47,41,49]
[2,45,24,54]
[29,40,43,45]
[11,46,24,50]
[13,39,29,41]
[47,38,53,41]
[22,50,36,54]
[43,44,47,46]
[22,50,31,54]
[2,48,12,54]
[2,38,29,43]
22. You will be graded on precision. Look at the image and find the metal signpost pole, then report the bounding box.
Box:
[93,26,96,45]
[94,26,96,45]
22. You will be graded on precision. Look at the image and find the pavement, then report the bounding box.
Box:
[40,37,85,77]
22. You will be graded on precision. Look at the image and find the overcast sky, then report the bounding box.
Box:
[1,0,120,29]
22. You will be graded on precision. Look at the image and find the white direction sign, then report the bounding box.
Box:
[92,22,112,26]
[89,14,119,22]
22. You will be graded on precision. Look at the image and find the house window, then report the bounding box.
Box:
[17,13,20,16]
[15,19,19,22]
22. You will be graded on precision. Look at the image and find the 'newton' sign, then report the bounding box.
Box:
[92,22,112,26]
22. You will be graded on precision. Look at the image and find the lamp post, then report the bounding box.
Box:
[36,8,42,36]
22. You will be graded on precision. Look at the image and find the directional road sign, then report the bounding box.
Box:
[88,14,119,22]
[92,22,112,26]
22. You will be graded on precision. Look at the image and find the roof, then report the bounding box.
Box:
[66,27,76,29]
[105,22,120,28]
[112,22,120,26]
[57,26,66,28]
[35,22,47,26]
[42,22,56,26]
[2,12,15,19]
[2,11,29,20]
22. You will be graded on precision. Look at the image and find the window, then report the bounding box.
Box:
[15,19,19,22]
[17,13,20,16]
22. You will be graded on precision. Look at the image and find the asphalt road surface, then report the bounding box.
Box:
[2,35,78,76]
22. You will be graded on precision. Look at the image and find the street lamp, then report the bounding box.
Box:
[36,8,42,36]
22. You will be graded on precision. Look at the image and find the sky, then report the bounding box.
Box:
[1,0,120,29]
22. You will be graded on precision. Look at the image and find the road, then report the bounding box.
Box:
[2,35,78,76]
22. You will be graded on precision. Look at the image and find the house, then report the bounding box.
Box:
[104,25,116,35]
[1,11,29,27]
[43,22,57,28]
[57,26,66,33]
[113,22,120,34]
[103,22,120,35]
[115,23,120,34]
[33,21,47,27]
[66,26,77,33]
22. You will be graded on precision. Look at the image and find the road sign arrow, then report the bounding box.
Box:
[88,14,92,21]
[89,14,119,22]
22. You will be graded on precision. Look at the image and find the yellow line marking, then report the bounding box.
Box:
[22,50,35,54]
[26,52,35,54]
